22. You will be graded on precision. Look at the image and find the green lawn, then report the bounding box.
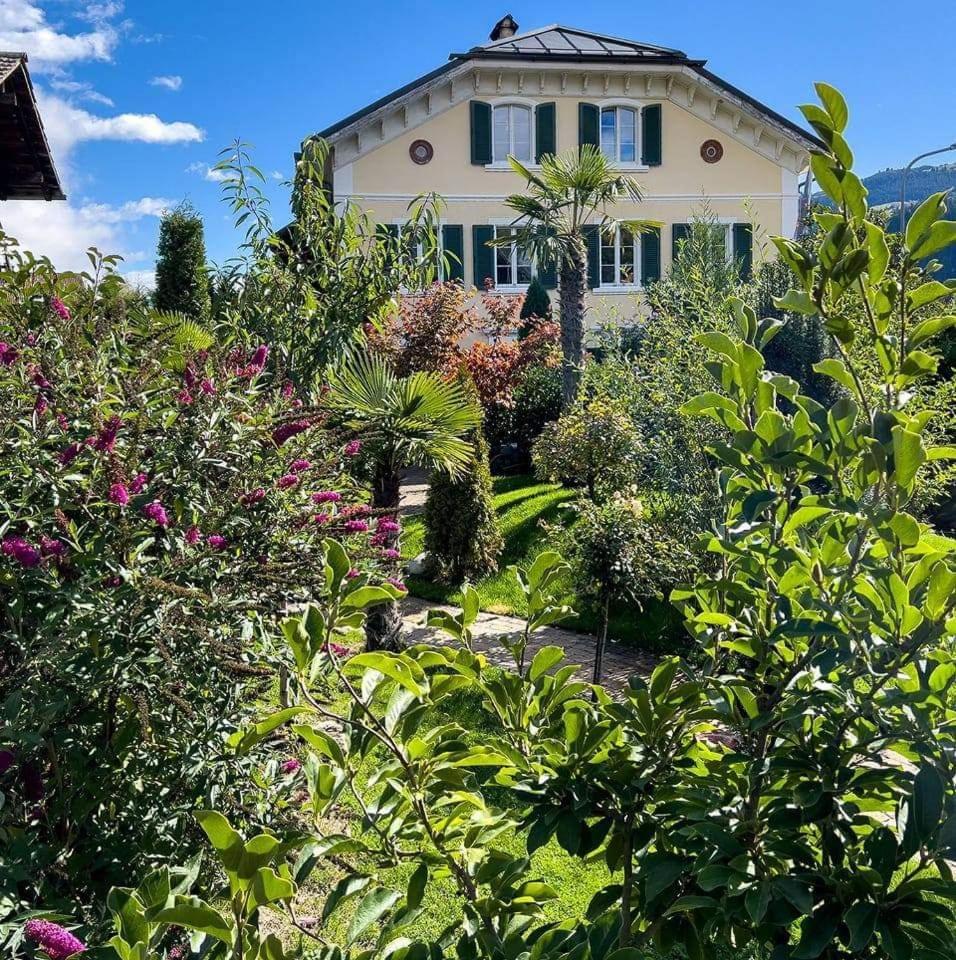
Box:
[401,474,685,653]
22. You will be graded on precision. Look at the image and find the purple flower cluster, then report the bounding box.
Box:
[2,536,41,568]
[376,518,400,535]
[50,297,71,321]
[143,501,170,528]
[289,458,311,473]
[240,487,266,507]
[130,473,148,494]
[185,526,201,545]
[0,341,19,366]
[311,491,341,504]
[272,418,311,447]
[206,534,228,551]
[92,416,121,453]
[280,757,301,774]
[386,577,407,592]
[24,919,86,959]
[109,483,129,506]
[343,519,368,533]
[344,439,362,457]
[276,473,299,490]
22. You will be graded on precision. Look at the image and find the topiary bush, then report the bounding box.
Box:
[154,201,212,323]
[423,384,503,583]
[518,275,552,336]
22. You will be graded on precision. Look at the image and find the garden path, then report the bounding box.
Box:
[400,597,658,694]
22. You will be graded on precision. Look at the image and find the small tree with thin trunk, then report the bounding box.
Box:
[154,202,211,323]
[323,354,480,649]
[492,146,652,406]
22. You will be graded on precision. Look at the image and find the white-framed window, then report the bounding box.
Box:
[599,225,640,289]
[492,103,533,164]
[600,106,638,164]
[492,225,534,288]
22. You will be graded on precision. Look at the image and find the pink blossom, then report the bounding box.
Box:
[369,532,388,547]
[2,536,41,568]
[250,344,269,368]
[386,577,407,592]
[109,483,129,506]
[290,458,311,473]
[206,534,228,550]
[39,536,67,558]
[183,364,197,388]
[56,414,69,432]
[130,473,148,494]
[34,396,49,416]
[200,378,216,395]
[24,919,86,960]
[272,419,311,447]
[311,491,342,504]
[281,381,294,399]
[92,416,121,453]
[177,389,194,406]
[313,513,331,525]
[341,505,370,518]
[25,332,37,346]
[240,487,266,507]
[185,526,201,545]
[0,342,19,366]
[346,568,360,579]
[277,473,299,490]
[377,518,400,534]
[323,642,350,657]
[104,575,122,588]
[59,443,81,466]
[143,501,170,528]
[343,519,368,533]
[381,548,401,560]
[344,439,362,457]
[50,297,71,322]
[280,758,301,774]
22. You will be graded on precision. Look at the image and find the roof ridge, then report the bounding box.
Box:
[477,23,686,58]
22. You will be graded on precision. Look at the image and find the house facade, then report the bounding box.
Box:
[312,17,820,319]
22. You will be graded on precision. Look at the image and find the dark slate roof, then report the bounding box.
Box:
[461,24,693,62]
[314,24,821,150]
[0,52,65,201]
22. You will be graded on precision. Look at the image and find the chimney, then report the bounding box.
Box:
[489,14,519,41]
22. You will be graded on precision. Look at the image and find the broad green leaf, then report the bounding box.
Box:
[346,887,402,946]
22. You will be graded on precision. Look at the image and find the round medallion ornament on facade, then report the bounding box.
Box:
[700,139,724,164]
[409,139,434,165]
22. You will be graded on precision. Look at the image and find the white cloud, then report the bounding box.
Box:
[271,170,284,181]
[78,2,125,21]
[186,161,230,182]
[0,195,169,272]
[48,77,114,106]
[122,269,157,291]
[0,1,119,70]
[39,94,204,157]
[149,74,182,91]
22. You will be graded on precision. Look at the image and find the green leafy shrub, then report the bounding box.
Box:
[533,395,641,501]
[423,389,503,583]
[0,236,396,936]
[518,276,552,334]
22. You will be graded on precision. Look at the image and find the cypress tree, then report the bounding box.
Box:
[154,202,212,322]
[519,276,552,337]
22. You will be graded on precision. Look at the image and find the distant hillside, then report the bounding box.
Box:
[814,163,956,277]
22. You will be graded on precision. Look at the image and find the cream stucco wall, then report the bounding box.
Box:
[332,85,804,321]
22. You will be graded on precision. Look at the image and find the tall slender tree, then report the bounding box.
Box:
[492,146,652,405]
[154,202,212,323]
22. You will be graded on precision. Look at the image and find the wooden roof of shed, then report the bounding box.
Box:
[0,52,66,201]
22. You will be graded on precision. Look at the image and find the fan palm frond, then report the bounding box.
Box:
[148,311,215,371]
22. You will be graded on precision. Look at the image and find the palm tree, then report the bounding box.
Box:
[324,354,480,649]
[492,145,654,405]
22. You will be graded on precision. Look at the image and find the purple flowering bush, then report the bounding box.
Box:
[0,235,402,941]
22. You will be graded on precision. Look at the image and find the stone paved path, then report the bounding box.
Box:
[399,468,429,517]
[401,596,658,693]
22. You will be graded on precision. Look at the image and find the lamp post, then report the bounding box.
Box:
[899,142,956,233]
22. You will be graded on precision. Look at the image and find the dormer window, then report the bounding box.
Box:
[600,106,638,164]
[493,104,533,163]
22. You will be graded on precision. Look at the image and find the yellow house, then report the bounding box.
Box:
[312,16,820,319]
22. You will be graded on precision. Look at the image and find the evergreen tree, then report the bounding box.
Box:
[518,276,552,338]
[423,383,503,583]
[154,202,212,323]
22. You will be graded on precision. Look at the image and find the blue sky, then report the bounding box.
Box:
[2,0,955,281]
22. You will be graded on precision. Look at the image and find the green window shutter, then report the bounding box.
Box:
[472,225,495,289]
[441,225,464,282]
[583,225,600,289]
[641,226,661,285]
[671,223,689,267]
[578,103,599,149]
[535,102,556,162]
[641,104,662,166]
[537,228,557,289]
[733,223,753,280]
[470,101,492,165]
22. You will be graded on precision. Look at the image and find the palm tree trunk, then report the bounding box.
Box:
[365,462,404,652]
[558,238,587,407]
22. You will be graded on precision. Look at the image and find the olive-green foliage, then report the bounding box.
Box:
[484,362,562,469]
[154,201,212,323]
[424,402,503,583]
